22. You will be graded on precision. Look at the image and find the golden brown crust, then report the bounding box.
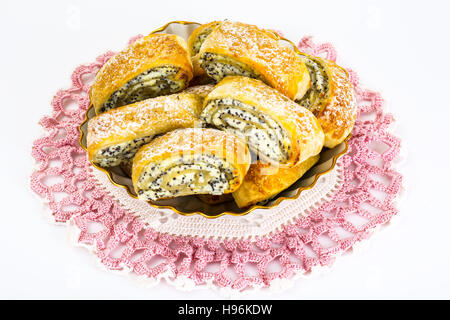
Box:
[187,21,222,56]
[191,55,207,77]
[199,21,310,100]
[183,84,215,100]
[188,21,222,77]
[87,93,202,162]
[90,34,193,114]
[132,128,251,192]
[203,76,324,166]
[232,154,320,208]
[310,57,357,148]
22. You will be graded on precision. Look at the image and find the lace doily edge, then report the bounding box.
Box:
[29,143,405,298]
[62,184,405,298]
[29,156,405,298]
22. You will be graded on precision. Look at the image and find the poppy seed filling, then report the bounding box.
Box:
[94,136,153,167]
[192,27,217,55]
[136,154,236,201]
[200,98,290,163]
[297,56,329,112]
[99,66,187,113]
[199,53,264,83]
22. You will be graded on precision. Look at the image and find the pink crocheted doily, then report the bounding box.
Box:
[30,36,402,293]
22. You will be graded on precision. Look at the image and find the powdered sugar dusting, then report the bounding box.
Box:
[184,84,215,99]
[315,58,357,147]
[199,21,309,100]
[134,127,250,169]
[90,34,193,110]
[205,76,324,163]
[87,93,202,152]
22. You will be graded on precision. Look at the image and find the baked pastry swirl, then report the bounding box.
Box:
[132,128,251,201]
[196,21,310,101]
[90,34,193,114]
[84,20,356,213]
[298,54,357,148]
[201,76,324,167]
[187,21,222,77]
[87,93,203,167]
[232,155,320,208]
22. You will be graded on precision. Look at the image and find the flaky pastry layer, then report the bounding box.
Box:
[201,76,324,167]
[298,55,357,148]
[91,34,193,114]
[198,21,310,100]
[233,154,320,208]
[87,93,202,167]
[132,128,251,201]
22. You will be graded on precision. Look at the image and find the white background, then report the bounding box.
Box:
[1,0,449,299]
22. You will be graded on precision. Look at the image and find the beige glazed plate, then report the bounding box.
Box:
[79,20,349,218]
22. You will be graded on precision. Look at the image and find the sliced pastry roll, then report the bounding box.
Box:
[87,93,203,167]
[298,55,358,148]
[187,21,222,77]
[232,154,320,208]
[201,76,324,167]
[197,21,310,101]
[132,128,251,201]
[90,33,193,114]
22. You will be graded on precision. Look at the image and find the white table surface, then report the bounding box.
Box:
[1,0,449,299]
